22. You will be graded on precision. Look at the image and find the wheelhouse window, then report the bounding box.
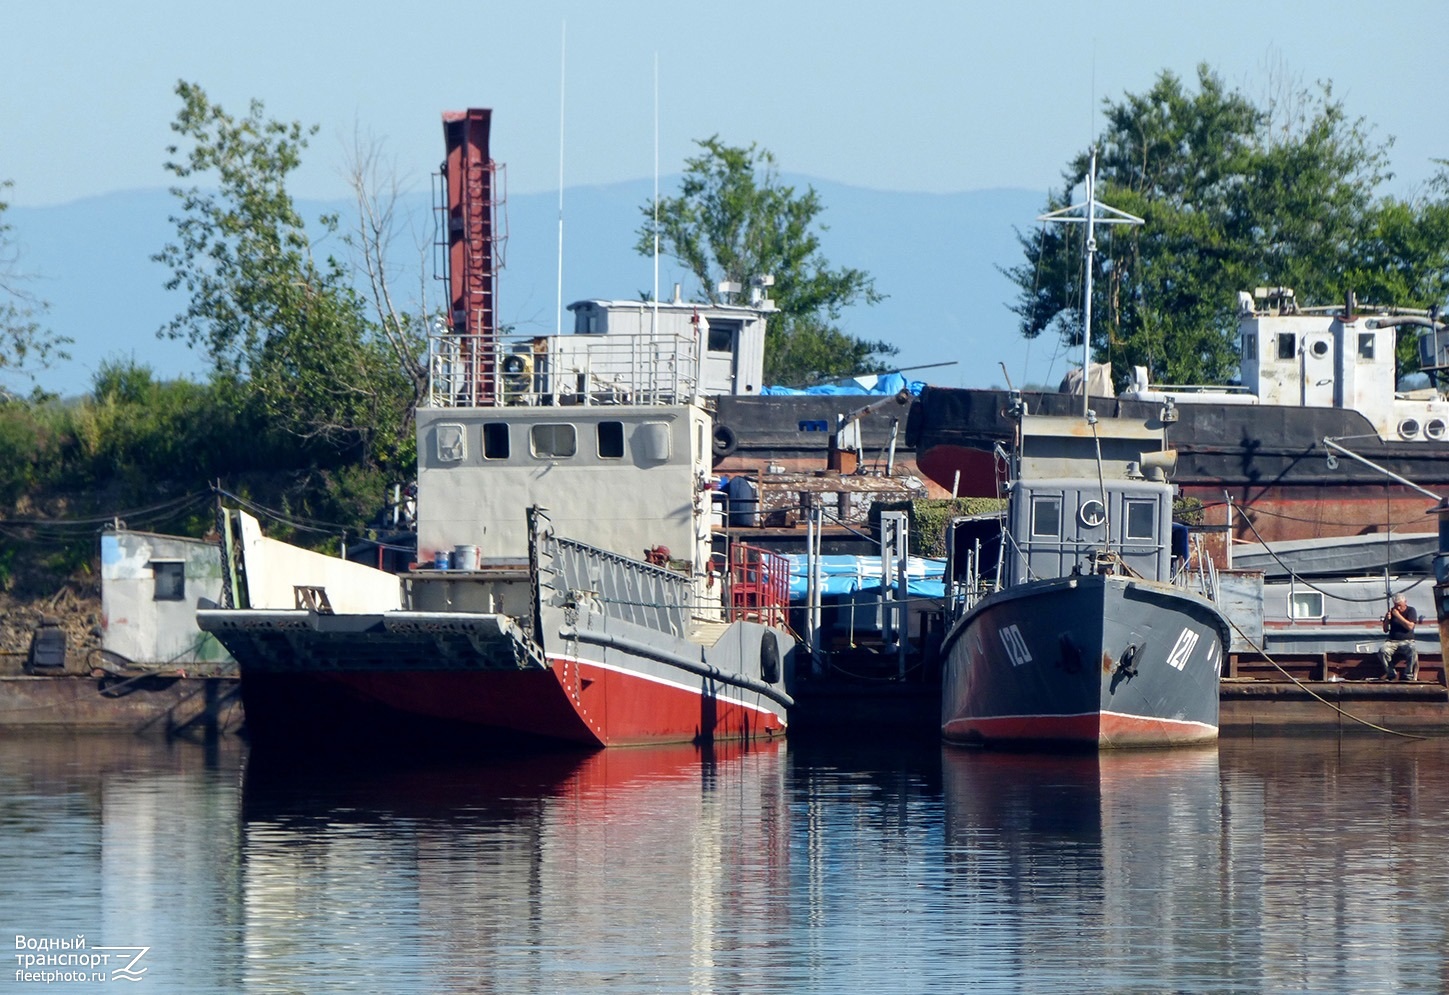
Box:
[707,321,739,354]
[1124,499,1156,541]
[1289,589,1324,620]
[436,423,466,462]
[531,423,577,458]
[1030,496,1062,538]
[1276,333,1297,360]
[597,421,625,459]
[1358,333,1375,360]
[482,422,510,460]
[152,561,185,602]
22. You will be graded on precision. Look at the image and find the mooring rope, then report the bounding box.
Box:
[1221,609,1428,741]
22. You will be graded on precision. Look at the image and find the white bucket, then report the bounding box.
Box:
[453,544,481,572]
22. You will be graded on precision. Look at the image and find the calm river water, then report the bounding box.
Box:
[3,730,1449,994]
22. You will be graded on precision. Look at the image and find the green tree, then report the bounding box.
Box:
[0,181,71,392]
[154,81,413,467]
[1008,66,1395,387]
[638,137,893,385]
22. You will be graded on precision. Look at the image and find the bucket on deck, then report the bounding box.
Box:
[453,544,481,571]
[434,550,452,571]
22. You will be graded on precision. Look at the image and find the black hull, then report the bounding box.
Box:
[909,386,1449,497]
[941,574,1229,749]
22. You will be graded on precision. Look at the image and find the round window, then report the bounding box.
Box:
[1310,339,1330,358]
[1079,499,1107,528]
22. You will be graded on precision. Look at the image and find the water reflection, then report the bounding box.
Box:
[939,738,1449,993]
[0,733,246,991]
[941,747,1226,990]
[8,733,1449,992]
[1216,736,1449,994]
[240,741,790,994]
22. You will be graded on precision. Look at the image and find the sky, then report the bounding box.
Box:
[3,0,1447,391]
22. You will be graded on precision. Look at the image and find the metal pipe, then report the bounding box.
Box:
[560,627,794,708]
[1321,438,1444,501]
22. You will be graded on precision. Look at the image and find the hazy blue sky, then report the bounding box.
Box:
[3,1,1447,398]
[4,0,1445,206]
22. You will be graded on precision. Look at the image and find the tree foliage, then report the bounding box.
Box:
[154,82,413,467]
[638,137,893,385]
[0,181,71,391]
[340,130,434,428]
[1006,65,1431,387]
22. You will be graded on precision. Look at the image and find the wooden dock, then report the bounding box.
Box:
[1221,677,1449,736]
[0,675,242,736]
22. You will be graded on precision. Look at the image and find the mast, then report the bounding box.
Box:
[1038,147,1143,416]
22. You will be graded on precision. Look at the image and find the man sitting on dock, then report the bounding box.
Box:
[1380,594,1419,681]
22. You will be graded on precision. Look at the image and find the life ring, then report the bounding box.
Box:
[712,424,738,458]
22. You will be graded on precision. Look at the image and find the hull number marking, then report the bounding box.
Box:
[1000,625,1033,668]
[1166,629,1200,671]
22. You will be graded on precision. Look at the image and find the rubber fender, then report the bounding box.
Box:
[760,632,781,685]
[712,424,738,457]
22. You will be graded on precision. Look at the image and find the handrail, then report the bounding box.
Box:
[427,330,700,408]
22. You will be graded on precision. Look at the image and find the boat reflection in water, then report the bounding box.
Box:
[940,747,1227,987]
[239,740,790,993]
[940,738,1449,991]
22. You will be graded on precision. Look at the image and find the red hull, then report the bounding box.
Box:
[240,655,787,749]
[943,710,1219,748]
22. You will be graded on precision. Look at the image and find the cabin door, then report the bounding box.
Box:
[700,320,742,395]
[1301,331,1335,406]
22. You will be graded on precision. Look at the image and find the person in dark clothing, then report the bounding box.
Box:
[1379,594,1419,681]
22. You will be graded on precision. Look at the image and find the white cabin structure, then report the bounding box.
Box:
[1124,288,1449,443]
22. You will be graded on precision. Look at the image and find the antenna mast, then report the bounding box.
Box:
[1037,146,1143,416]
[652,52,659,338]
[556,21,566,337]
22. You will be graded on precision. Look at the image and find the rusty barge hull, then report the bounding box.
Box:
[909,386,1449,544]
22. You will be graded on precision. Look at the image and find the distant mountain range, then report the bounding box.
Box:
[7,179,1050,398]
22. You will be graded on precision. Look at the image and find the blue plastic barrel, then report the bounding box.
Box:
[726,475,760,527]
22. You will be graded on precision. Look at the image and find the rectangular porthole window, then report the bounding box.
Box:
[531,423,577,458]
[1030,496,1061,538]
[1124,499,1156,540]
[1358,333,1375,360]
[436,423,466,462]
[152,561,185,602]
[1276,333,1296,360]
[1289,590,1324,620]
[598,421,625,459]
[482,422,510,460]
[637,421,672,463]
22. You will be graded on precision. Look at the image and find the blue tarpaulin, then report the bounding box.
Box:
[761,372,925,397]
[782,553,946,602]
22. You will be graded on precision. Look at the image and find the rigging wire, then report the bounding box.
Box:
[0,490,212,531]
[1221,608,1427,741]
[1232,504,1429,603]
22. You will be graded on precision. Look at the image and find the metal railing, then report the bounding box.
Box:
[728,543,790,629]
[539,532,692,635]
[428,330,700,408]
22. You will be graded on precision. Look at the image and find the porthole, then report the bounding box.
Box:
[1079,499,1107,528]
[1310,339,1330,358]
[1398,419,1421,440]
[1427,419,1446,441]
